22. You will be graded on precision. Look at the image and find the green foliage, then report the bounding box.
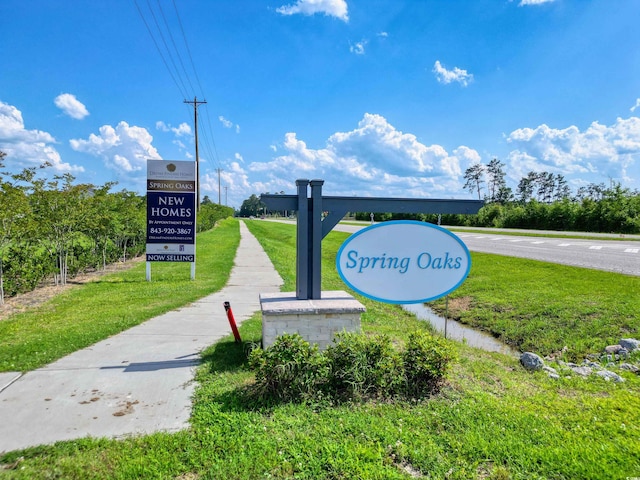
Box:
[196,202,234,232]
[238,193,266,217]
[403,331,457,396]
[249,331,455,405]
[249,333,329,403]
[350,179,639,234]
[326,332,403,401]
[0,159,234,302]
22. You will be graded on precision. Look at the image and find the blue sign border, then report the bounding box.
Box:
[336,220,472,304]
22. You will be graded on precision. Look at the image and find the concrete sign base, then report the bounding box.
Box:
[259,291,366,350]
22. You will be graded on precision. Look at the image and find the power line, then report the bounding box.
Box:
[155,0,196,95]
[134,0,224,184]
[172,0,205,96]
[143,0,191,97]
[132,0,187,98]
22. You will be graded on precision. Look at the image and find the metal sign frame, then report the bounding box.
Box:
[261,179,484,300]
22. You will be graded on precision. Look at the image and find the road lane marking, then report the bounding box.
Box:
[558,243,571,247]
[589,246,603,250]
[625,248,639,253]
[531,241,545,244]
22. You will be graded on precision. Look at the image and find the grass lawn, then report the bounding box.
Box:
[0,218,240,372]
[1,219,639,479]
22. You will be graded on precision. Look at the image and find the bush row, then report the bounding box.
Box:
[248,331,457,405]
[354,187,640,234]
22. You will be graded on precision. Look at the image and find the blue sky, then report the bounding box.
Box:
[1,0,639,208]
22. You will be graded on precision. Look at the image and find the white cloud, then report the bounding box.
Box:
[433,61,473,87]
[54,93,89,120]
[172,122,191,136]
[156,121,170,132]
[350,40,367,55]
[235,152,244,163]
[219,116,233,128]
[156,121,192,136]
[245,113,478,198]
[70,121,161,174]
[631,99,640,112]
[0,101,83,172]
[219,115,240,133]
[377,31,388,38]
[506,117,640,184]
[518,0,556,5]
[276,0,348,22]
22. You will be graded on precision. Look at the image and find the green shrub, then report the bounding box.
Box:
[248,331,456,404]
[325,332,403,401]
[248,333,329,403]
[403,331,457,395]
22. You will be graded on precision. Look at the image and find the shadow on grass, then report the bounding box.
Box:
[200,338,258,374]
[198,336,294,413]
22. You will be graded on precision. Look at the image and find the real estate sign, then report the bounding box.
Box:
[146,160,196,262]
[336,221,471,304]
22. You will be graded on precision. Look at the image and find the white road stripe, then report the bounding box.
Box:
[625,248,639,253]
[558,243,571,247]
[589,246,603,250]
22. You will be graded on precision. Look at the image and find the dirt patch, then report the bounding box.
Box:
[447,296,472,317]
[113,400,140,417]
[0,256,144,321]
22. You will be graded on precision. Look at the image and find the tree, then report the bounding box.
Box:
[553,174,571,201]
[516,172,536,203]
[537,172,556,203]
[0,152,32,303]
[486,158,507,203]
[463,163,485,200]
[239,194,265,217]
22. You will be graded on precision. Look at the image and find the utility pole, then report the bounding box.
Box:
[216,168,223,204]
[183,97,207,211]
[224,186,228,205]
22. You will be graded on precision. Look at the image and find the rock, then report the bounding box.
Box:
[604,345,623,354]
[520,352,544,371]
[618,348,629,358]
[584,361,602,370]
[619,363,639,373]
[547,373,560,380]
[543,366,558,375]
[619,338,640,352]
[571,366,592,377]
[596,370,625,383]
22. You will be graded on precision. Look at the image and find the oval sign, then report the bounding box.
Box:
[336,221,471,304]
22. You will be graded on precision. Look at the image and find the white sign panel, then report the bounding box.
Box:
[336,221,471,304]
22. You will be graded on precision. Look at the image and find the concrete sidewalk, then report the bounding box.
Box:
[0,220,282,453]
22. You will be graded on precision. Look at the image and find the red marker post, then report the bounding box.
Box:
[223,301,242,343]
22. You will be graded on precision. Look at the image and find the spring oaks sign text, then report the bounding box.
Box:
[146,160,196,262]
[336,221,471,304]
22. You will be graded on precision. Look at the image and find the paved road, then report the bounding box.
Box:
[331,223,640,277]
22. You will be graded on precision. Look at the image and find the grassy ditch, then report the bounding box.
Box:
[0,218,240,372]
[1,220,639,479]
[428,252,640,359]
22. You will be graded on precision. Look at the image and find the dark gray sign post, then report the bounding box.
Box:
[261,179,484,301]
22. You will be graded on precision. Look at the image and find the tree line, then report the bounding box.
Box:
[354,159,639,233]
[0,151,233,304]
